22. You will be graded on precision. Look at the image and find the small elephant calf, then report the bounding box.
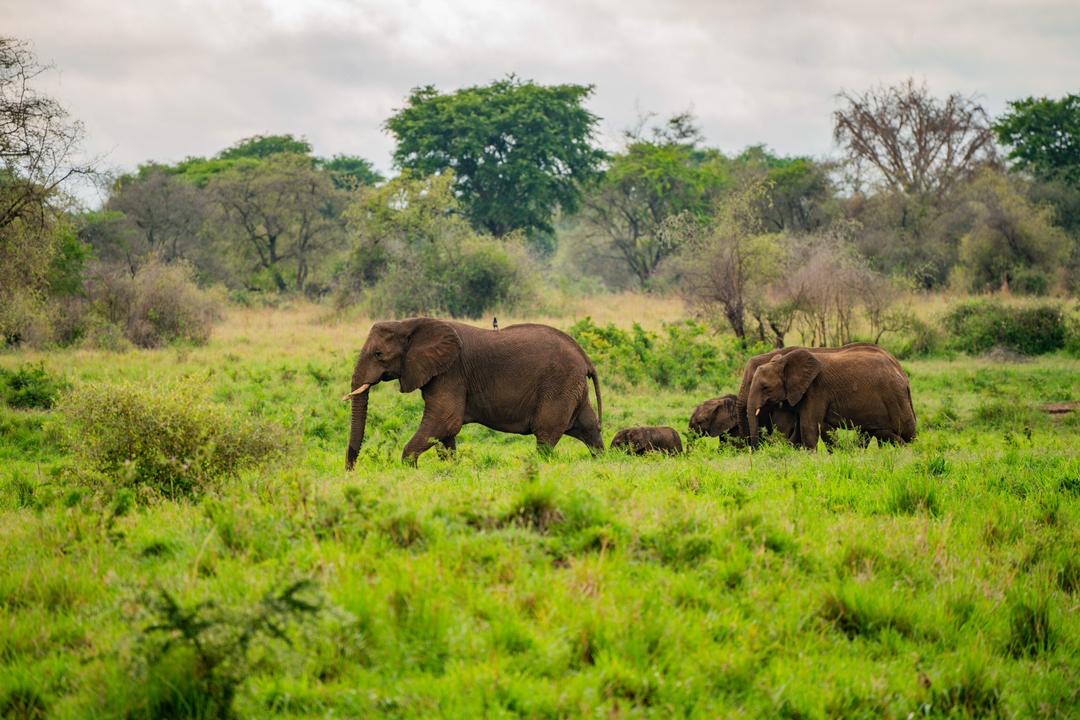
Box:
[610,426,684,455]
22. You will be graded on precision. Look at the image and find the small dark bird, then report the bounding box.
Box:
[492,316,499,331]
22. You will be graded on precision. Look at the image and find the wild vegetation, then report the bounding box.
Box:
[1,302,1077,718]
[1,34,1078,719]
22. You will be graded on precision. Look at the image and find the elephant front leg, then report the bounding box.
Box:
[797,408,821,451]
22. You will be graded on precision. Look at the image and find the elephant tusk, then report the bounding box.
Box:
[340,383,370,402]
[755,408,760,416]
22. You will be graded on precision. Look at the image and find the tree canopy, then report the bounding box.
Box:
[386,76,605,241]
[994,94,1080,184]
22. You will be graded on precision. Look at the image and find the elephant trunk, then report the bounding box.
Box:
[345,360,373,470]
[748,390,763,448]
[346,390,369,470]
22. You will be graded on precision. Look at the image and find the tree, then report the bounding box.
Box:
[386,76,605,242]
[320,154,383,190]
[581,127,729,288]
[834,79,996,198]
[1,37,91,343]
[105,167,208,270]
[210,154,345,292]
[731,145,836,233]
[668,178,781,341]
[218,133,312,160]
[994,94,1080,183]
[954,170,1070,294]
[341,171,532,318]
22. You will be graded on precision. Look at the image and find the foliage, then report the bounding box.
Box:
[994,94,1080,184]
[581,114,730,287]
[952,169,1071,294]
[130,581,322,719]
[342,171,533,318]
[0,364,68,409]
[386,76,605,242]
[1,302,1078,718]
[56,380,286,498]
[101,167,209,273]
[319,154,384,189]
[942,299,1067,355]
[217,133,313,161]
[208,154,346,293]
[731,145,837,233]
[667,177,781,340]
[84,258,222,348]
[568,317,761,390]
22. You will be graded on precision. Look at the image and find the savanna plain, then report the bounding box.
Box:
[1,297,1078,719]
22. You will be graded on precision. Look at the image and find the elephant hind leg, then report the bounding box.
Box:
[565,403,603,454]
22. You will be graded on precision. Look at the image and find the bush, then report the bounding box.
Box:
[0,364,69,409]
[85,258,222,349]
[942,300,1067,355]
[56,381,286,498]
[569,317,764,391]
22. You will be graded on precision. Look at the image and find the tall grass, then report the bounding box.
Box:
[0,300,1076,718]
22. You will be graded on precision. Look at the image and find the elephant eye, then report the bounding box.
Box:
[374,350,383,360]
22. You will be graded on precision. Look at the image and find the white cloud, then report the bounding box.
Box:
[4,0,1078,200]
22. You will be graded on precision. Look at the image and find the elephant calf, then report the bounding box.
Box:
[611,426,683,455]
[690,393,799,445]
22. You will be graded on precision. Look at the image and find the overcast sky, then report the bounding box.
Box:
[5,0,1079,197]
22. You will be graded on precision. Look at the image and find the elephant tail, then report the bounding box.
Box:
[588,366,603,430]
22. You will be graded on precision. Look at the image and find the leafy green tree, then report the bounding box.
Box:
[209,154,346,292]
[320,154,383,190]
[218,133,313,160]
[731,145,836,233]
[106,167,208,267]
[954,170,1070,294]
[994,94,1080,183]
[580,115,729,288]
[341,171,532,318]
[385,76,605,242]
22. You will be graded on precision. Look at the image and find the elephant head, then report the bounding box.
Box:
[748,349,820,446]
[689,395,740,438]
[343,318,462,470]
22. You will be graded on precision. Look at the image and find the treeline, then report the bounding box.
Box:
[1,36,1078,350]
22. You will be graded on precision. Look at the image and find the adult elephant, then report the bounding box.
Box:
[690,394,799,445]
[342,318,603,468]
[747,347,916,450]
[735,343,907,447]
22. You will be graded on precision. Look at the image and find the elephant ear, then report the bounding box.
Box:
[400,319,462,393]
[710,395,739,435]
[782,349,821,405]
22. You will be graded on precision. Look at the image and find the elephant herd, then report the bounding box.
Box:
[342,318,915,469]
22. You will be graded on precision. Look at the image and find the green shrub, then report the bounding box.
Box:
[569,317,764,391]
[85,258,223,349]
[942,300,1067,355]
[0,363,69,409]
[56,382,286,498]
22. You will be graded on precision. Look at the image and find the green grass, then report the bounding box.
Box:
[0,304,1078,718]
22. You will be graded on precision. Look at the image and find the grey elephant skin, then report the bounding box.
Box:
[690,393,799,445]
[344,318,603,468]
[747,346,916,450]
[611,426,683,455]
[734,343,908,447]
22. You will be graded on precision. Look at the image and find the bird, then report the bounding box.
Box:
[492,316,499,331]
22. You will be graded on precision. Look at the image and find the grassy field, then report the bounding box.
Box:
[1,298,1078,719]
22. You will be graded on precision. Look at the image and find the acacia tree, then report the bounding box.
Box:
[210,154,345,292]
[1,37,92,341]
[106,167,208,270]
[834,78,997,198]
[581,115,729,288]
[386,76,605,244]
[668,178,780,341]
